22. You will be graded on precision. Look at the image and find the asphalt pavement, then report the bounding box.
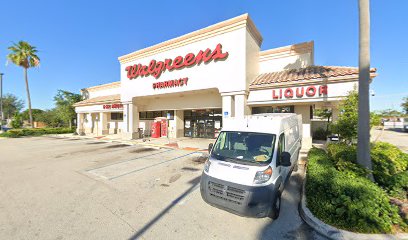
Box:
[0,136,327,240]
[372,128,408,153]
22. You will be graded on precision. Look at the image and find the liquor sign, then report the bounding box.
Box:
[272,85,328,99]
[103,104,124,109]
[125,43,229,80]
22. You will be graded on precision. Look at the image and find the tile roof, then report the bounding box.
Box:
[250,66,377,87]
[73,94,121,107]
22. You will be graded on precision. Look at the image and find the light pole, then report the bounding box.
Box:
[0,73,3,132]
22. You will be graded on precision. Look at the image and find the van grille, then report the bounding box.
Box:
[208,181,246,205]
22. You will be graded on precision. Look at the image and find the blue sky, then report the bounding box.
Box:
[0,0,407,111]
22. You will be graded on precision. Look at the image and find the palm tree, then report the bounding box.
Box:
[7,41,40,128]
[357,0,374,181]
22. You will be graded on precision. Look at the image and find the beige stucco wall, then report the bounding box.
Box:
[294,104,312,149]
[120,28,250,102]
[259,52,313,73]
[134,89,221,112]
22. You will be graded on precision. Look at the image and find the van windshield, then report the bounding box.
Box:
[211,131,276,165]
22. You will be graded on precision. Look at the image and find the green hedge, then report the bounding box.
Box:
[327,142,408,199]
[0,128,75,138]
[371,142,408,199]
[312,127,329,140]
[306,148,405,233]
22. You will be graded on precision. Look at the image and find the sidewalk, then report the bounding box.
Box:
[50,133,214,152]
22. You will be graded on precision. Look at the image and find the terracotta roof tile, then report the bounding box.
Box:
[250,66,377,87]
[73,94,120,107]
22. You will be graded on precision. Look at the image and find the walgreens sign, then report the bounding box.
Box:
[124,43,228,80]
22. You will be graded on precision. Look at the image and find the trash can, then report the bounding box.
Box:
[138,128,144,139]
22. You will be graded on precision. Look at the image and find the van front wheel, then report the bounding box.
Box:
[268,192,281,219]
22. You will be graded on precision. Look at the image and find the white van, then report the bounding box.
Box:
[200,113,302,219]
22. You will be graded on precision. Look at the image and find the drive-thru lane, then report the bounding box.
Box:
[0,137,326,240]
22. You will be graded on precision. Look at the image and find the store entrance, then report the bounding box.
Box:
[184,109,222,138]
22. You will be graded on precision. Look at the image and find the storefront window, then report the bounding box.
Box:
[139,110,174,120]
[252,106,294,114]
[111,112,123,121]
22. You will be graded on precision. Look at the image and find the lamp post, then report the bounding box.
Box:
[0,73,3,132]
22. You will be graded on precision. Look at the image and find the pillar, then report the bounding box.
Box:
[122,102,139,139]
[234,94,250,117]
[332,105,339,122]
[77,113,84,134]
[175,110,184,138]
[99,112,108,135]
[295,105,312,149]
[222,95,234,120]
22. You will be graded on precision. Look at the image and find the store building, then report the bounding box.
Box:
[74,13,376,148]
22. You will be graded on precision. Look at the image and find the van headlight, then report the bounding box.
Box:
[204,160,211,173]
[253,166,272,184]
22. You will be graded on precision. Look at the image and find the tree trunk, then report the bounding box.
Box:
[24,68,34,128]
[357,0,374,181]
[326,115,330,135]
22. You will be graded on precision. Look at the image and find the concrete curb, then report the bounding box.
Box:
[299,168,408,240]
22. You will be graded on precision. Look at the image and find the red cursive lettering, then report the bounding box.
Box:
[125,44,228,80]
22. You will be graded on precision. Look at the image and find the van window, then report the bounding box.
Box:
[277,133,285,166]
[211,131,276,166]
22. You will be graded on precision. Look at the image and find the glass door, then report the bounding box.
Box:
[184,109,222,138]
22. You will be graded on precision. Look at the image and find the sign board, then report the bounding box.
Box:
[247,82,358,105]
[124,43,229,80]
[103,104,123,109]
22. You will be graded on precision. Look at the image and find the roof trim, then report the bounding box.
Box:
[250,66,377,90]
[249,75,377,90]
[73,94,121,107]
[260,41,314,62]
[82,81,120,92]
[118,13,263,64]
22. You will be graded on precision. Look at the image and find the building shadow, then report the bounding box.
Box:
[385,128,406,133]
[128,176,201,240]
[257,168,327,240]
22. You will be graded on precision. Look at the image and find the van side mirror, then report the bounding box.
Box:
[280,152,291,167]
[208,143,214,153]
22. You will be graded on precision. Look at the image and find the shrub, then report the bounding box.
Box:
[306,148,405,233]
[327,142,408,198]
[388,171,408,199]
[11,114,23,129]
[371,142,408,198]
[312,127,328,140]
[326,143,369,177]
[0,127,74,138]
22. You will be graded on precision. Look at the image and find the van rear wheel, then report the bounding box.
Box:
[268,192,281,219]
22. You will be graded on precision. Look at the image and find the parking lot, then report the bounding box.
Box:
[0,137,326,240]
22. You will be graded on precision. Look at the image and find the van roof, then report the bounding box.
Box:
[221,113,299,135]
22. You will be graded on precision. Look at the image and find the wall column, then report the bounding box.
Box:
[222,95,234,120]
[234,94,250,117]
[77,113,84,134]
[332,105,339,122]
[122,102,139,139]
[295,105,312,149]
[175,110,184,138]
[99,112,108,135]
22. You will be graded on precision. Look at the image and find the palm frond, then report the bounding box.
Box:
[7,41,40,68]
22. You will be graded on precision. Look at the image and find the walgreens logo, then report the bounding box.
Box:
[124,43,228,80]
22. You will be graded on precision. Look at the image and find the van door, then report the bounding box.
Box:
[276,133,289,183]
